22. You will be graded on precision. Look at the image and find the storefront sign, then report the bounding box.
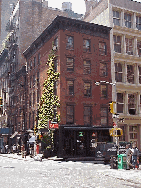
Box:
[49,123,59,129]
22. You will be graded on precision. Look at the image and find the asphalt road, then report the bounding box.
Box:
[0,155,141,188]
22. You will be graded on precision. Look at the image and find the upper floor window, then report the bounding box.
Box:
[38,53,40,64]
[100,62,107,77]
[84,82,91,97]
[84,106,91,126]
[117,93,124,113]
[125,38,133,55]
[54,58,58,72]
[113,10,120,26]
[54,37,58,47]
[115,63,122,82]
[66,58,74,72]
[37,89,40,103]
[137,41,141,57]
[84,60,91,74]
[30,76,32,88]
[101,107,108,126]
[66,36,74,50]
[99,42,106,55]
[124,13,132,28]
[34,57,36,68]
[127,65,134,84]
[136,16,141,30]
[30,60,32,70]
[66,105,74,124]
[113,35,121,53]
[33,75,35,86]
[101,85,107,98]
[33,92,35,105]
[138,66,141,84]
[83,39,90,52]
[67,80,74,96]
[128,94,136,114]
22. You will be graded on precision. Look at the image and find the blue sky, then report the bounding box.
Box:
[47,0,141,15]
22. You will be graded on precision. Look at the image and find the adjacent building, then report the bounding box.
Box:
[84,0,141,149]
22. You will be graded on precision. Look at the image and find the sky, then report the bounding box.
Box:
[47,0,141,15]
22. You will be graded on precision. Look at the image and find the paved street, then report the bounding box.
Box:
[0,154,141,188]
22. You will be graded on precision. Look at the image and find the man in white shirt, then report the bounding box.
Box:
[126,144,133,170]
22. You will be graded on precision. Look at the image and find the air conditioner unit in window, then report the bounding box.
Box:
[129,108,136,115]
[53,46,57,51]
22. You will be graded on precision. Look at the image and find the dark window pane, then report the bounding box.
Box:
[84,82,91,97]
[67,58,74,71]
[84,60,91,74]
[66,105,74,124]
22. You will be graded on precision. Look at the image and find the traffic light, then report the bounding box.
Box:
[34,125,38,134]
[79,132,83,137]
[109,102,114,114]
[0,97,3,107]
[109,128,123,137]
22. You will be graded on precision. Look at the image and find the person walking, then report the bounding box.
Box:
[131,144,139,170]
[126,144,132,170]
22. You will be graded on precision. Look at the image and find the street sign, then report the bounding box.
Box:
[112,114,119,118]
[49,122,59,129]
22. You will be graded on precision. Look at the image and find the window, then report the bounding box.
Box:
[29,93,31,107]
[84,60,91,74]
[38,53,40,64]
[66,36,74,50]
[113,10,120,26]
[130,133,137,139]
[138,66,141,84]
[101,85,107,98]
[129,126,137,132]
[136,16,141,30]
[54,37,58,47]
[125,38,133,55]
[83,39,90,52]
[37,89,40,103]
[101,108,108,126]
[137,41,141,57]
[66,58,74,72]
[30,60,32,70]
[100,62,107,77]
[84,106,91,126]
[115,63,122,82]
[84,82,91,97]
[33,92,35,105]
[34,57,36,68]
[29,113,31,129]
[99,42,106,55]
[117,93,124,113]
[54,81,57,95]
[30,76,32,88]
[54,58,58,72]
[113,35,121,53]
[67,80,74,95]
[124,13,132,28]
[66,105,74,124]
[33,75,35,87]
[127,65,134,84]
[128,94,136,114]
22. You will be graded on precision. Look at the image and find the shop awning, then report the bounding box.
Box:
[10,131,18,138]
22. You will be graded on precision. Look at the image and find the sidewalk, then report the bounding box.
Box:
[0,153,34,161]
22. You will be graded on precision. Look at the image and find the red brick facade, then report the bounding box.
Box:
[24,16,112,130]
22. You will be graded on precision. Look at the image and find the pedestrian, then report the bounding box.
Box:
[126,144,133,170]
[5,145,8,154]
[131,144,139,170]
[12,144,16,153]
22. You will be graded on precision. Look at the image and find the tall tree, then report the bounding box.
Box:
[38,48,60,130]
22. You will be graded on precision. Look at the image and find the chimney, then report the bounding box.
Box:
[42,0,48,7]
[62,2,72,11]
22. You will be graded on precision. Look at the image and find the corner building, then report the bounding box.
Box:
[84,0,141,150]
[23,16,112,144]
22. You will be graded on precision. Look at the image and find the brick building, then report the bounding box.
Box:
[83,0,141,150]
[23,16,112,145]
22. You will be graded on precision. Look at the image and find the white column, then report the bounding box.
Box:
[134,37,138,56]
[133,12,136,30]
[122,35,126,54]
[121,9,125,27]
[137,93,140,115]
[134,63,138,84]
[124,61,127,84]
[125,92,128,115]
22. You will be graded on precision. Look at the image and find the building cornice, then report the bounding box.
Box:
[23,16,111,59]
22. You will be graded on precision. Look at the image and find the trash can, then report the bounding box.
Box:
[110,155,118,169]
[118,154,127,169]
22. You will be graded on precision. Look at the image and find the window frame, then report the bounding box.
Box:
[113,35,121,53]
[100,62,107,77]
[84,81,91,97]
[66,80,74,96]
[117,93,124,113]
[125,38,133,55]
[84,106,92,126]
[113,10,121,26]
[137,41,141,57]
[101,84,108,99]
[138,65,141,84]
[66,36,74,50]
[66,57,74,72]
[136,16,141,31]
[83,39,91,52]
[83,60,91,74]
[115,63,123,82]
[66,105,74,124]
[127,64,134,84]
[124,13,132,28]
[99,42,107,55]
[101,107,108,126]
